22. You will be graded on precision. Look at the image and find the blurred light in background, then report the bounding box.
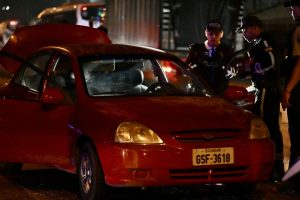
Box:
[0,0,65,25]
[1,6,10,11]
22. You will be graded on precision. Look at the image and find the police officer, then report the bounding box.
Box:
[185,20,234,96]
[237,15,284,181]
[282,0,300,169]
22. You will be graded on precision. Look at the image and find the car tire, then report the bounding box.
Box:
[78,142,107,200]
[0,162,23,175]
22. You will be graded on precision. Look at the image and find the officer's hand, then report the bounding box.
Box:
[189,64,197,69]
[225,66,237,79]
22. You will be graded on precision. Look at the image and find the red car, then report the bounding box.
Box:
[0,25,274,200]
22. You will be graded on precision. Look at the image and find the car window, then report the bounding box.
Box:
[157,60,197,93]
[0,51,35,87]
[48,55,77,104]
[0,63,13,87]
[81,57,211,97]
[14,52,52,92]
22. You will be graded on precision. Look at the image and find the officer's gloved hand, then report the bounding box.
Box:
[225,66,237,79]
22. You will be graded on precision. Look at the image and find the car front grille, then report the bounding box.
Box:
[171,129,241,142]
[169,166,248,180]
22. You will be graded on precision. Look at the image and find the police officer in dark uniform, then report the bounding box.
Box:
[185,20,234,96]
[237,15,284,181]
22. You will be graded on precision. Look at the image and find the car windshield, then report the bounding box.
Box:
[80,56,213,97]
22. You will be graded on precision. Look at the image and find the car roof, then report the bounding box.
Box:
[55,43,174,58]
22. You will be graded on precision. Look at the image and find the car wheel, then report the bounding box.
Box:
[0,162,23,175]
[78,143,107,200]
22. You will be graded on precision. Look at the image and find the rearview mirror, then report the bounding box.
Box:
[224,85,254,111]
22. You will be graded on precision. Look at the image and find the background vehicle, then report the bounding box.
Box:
[31,2,106,28]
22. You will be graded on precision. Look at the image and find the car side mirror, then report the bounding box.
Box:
[41,88,64,105]
[224,85,254,111]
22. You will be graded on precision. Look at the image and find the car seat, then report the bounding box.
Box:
[127,68,147,93]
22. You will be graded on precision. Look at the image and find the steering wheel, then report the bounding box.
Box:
[145,82,178,94]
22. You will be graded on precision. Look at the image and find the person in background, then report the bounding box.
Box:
[185,20,234,96]
[236,15,284,181]
[282,0,300,170]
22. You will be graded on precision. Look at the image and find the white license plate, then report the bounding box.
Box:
[192,147,234,166]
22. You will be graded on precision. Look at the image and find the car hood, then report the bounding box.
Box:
[88,96,250,132]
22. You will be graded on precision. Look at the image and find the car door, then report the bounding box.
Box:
[0,51,76,168]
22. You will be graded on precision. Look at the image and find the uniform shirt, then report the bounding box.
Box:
[248,31,280,89]
[185,43,234,95]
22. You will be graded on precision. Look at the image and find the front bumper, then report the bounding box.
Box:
[100,139,274,187]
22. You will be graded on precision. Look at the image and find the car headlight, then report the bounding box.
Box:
[249,118,270,139]
[115,122,163,144]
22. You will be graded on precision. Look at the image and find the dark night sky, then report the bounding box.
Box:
[0,0,72,25]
